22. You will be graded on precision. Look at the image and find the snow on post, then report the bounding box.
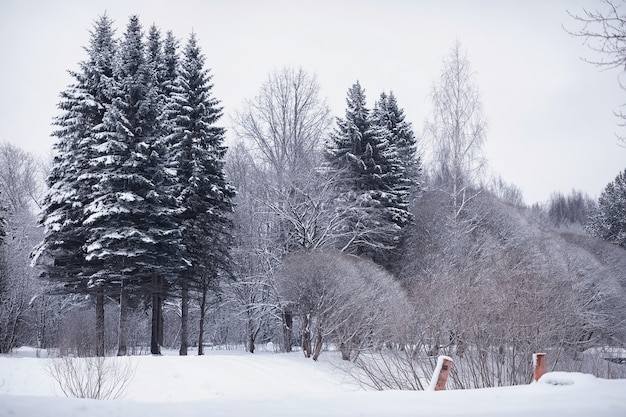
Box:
[427,355,453,391]
[533,353,547,383]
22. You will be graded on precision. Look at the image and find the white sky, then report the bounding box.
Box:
[0,0,624,204]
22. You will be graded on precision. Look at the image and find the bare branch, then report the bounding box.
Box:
[232,67,332,183]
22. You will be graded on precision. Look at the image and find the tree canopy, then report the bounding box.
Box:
[588,168,626,249]
[34,15,234,356]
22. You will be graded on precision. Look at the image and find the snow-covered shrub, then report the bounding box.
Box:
[276,249,410,361]
[46,354,136,400]
[395,189,626,389]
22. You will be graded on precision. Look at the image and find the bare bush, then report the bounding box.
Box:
[391,189,626,389]
[46,354,136,400]
[557,347,626,379]
[276,249,409,361]
[340,345,432,391]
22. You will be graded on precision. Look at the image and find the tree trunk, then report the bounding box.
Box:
[151,276,162,355]
[302,313,311,358]
[117,282,128,356]
[340,342,351,361]
[282,310,293,353]
[179,278,188,356]
[198,286,207,356]
[157,278,164,347]
[248,316,256,353]
[37,294,47,350]
[312,327,323,361]
[0,300,23,354]
[95,290,105,357]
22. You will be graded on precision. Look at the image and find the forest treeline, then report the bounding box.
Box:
[1,13,625,389]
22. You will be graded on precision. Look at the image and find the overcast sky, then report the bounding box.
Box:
[1,0,624,204]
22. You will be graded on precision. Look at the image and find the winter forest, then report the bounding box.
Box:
[1,7,626,393]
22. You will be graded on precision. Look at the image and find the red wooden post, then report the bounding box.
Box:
[533,353,547,382]
[429,355,453,391]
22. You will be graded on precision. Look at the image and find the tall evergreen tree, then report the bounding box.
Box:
[84,15,181,356]
[325,81,409,265]
[161,32,180,95]
[144,23,184,355]
[588,168,626,249]
[166,33,235,355]
[372,91,421,193]
[33,14,117,356]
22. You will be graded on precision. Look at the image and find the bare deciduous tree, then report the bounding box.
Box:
[233,67,331,183]
[395,189,626,389]
[229,68,334,352]
[0,143,45,353]
[225,142,289,351]
[0,210,42,353]
[427,42,487,220]
[0,142,43,211]
[567,0,626,143]
[488,176,525,208]
[567,0,626,70]
[227,275,280,354]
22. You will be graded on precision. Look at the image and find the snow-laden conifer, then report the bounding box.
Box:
[372,91,421,195]
[588,168,626,249]
[36,14,116,291]
[165,33,235,355]
[33,15,117,355]
[83,16,182,355]
[325,82,410,265]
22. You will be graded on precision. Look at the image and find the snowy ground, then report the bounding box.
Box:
[1,347,625,417]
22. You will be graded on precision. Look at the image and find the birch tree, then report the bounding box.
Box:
[427,42,486,221]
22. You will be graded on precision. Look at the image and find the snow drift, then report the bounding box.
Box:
[1,347,625,417]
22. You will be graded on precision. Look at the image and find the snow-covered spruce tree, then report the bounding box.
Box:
[371,91,420,268]
[588,168,626,249]
[325,81,410,266]
[33,14,117,356]
[166,33,235,355]
[84,16,182,356]
[372,91,421,193]
[143,24,180,355]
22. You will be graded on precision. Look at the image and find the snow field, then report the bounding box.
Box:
[1,347,625,417]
